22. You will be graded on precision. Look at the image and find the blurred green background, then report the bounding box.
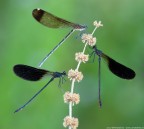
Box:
[1,0,144,129]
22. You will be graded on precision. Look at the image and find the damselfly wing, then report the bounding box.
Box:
[14,65,50,81]
[101,52,135,79]
[32,8,86,30]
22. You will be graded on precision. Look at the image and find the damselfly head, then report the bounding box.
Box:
[74,24,87,31]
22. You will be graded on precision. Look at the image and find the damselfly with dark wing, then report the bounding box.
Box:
[13,64,66,113]
[91,45,135,107]
[32,8,86,67]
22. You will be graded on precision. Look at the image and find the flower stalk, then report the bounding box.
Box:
[63,21,103,129]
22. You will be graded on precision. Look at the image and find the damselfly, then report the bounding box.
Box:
[32,8,86,67]
[13,64,66,113]
[91,45,135,107]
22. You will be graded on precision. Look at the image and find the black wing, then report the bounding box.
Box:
[13,64,49,81]
[101,53,135,79]
[32,8,86,30]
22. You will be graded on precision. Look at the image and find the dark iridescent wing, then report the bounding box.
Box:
[13,64,53,81]
[32,8,86,30]
[101,53,135,79]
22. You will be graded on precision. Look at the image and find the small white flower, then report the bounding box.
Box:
[68,69,83,82]
[81,33,96,46]
[64,92,80,105]
[75,52,89,63]
[93,21,103,28]
[63,116,79,129]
